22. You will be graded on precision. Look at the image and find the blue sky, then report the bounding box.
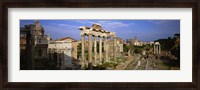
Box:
[20,20,180,42]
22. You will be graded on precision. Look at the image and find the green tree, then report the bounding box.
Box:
[134,46,143,54]
[123,44,129,53]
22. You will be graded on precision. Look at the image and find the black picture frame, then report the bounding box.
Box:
[1,0,199,90]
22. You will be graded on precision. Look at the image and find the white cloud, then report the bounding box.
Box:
[75,20,94,24]
[58,24,78,28]
[129,23,135,25]
[75,20,135,29]
[98,21,128,27]
[93,20,135,31]
[148,20,169,25]
[48,23,79,29]
[43,24,80,40]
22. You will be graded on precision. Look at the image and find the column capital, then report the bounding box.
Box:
[99,35,103,38]
[103,36,107,38]
[93,34,98,37]
[80,34,85,37]
[87,33,93,36]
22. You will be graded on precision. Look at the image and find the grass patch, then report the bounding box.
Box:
[124,60,135,70]
[93,62,117,70]
[137,66,145,70]
[154,60,170,70]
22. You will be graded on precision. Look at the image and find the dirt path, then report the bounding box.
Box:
[115,56,134,70]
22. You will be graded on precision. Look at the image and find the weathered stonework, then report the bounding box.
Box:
[79,23,117,69]
[20,20,50,69]
[154,42,161,54]
[48,37,78,69]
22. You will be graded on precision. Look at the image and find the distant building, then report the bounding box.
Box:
[127,38,143,46]
[148,42,154,46]
[48,37,79,69]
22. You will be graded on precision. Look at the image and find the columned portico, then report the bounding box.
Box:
[154,42,161,54]
[79,23,117,69]
[113,36,117,62]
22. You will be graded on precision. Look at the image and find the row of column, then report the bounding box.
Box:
[81,34,117,69]
[154,44,161,54]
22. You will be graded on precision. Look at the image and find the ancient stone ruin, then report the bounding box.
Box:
[79,23,117,69]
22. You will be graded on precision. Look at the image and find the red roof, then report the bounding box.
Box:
[55,37,77,42]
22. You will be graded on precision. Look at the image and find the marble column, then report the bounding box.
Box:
[154,44,155,54]
[159,45,161,54]
[81,35,85,69]
[107,37,110,62]
[157,45,159,54]
[103,36,107,63]
[88,34,93,69]
[113,37,117,62]
[99,36,102,64]
[93,36,97,66]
